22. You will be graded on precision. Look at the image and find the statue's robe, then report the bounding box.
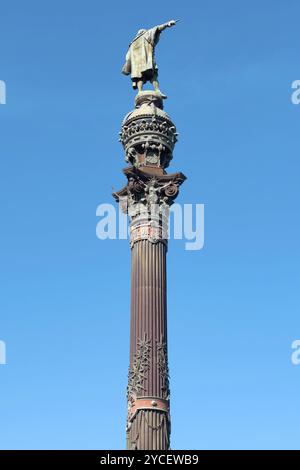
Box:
[122,27,160,81]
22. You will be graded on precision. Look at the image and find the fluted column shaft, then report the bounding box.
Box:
[126,239,170,450]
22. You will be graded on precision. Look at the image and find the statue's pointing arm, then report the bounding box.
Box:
[157,20,177,33]
[147,20,176,45]
[145,20,176,47]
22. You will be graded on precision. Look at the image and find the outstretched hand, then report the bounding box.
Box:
[168,20,177,27]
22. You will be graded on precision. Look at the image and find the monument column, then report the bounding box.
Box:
[113,91,186,449]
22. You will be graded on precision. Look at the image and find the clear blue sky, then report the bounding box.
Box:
[0,0,299,450]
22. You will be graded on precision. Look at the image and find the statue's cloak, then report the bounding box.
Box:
[122,27,160,80]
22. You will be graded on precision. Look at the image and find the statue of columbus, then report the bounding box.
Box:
[122,20,177,96]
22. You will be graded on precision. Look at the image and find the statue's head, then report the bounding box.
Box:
[137,29,147,36]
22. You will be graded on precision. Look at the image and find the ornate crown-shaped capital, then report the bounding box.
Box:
[119,91,178,170]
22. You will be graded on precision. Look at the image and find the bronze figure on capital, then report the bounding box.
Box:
[122,20,177,96]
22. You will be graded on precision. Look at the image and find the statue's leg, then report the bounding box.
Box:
[151,71,160,92]
[137,80,143,92]
[151,72,167,98]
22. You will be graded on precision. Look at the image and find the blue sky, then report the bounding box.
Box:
[0,0,299,450]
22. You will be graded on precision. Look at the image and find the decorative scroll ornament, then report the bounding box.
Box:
[157,337,170,400]
[127,334,152,429]
[113,167,186,248]
[127,334,151,398]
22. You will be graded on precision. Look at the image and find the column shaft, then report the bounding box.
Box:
[127,239,170,450]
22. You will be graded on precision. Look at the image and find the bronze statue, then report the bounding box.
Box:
[122,20,177,96]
